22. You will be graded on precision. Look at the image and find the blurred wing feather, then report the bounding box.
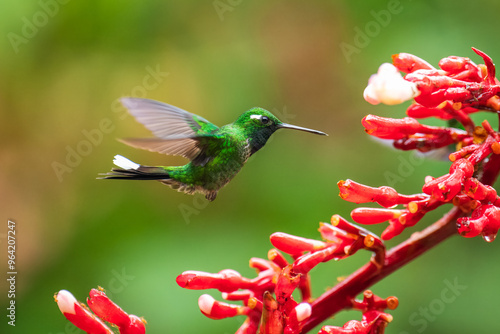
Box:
[119,138,201,160]
[120,97,219,138]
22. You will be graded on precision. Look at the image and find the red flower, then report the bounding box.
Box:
[457,204,500,241]
[318,291,397,334]
[55,288,146,334]
[177,219,388,333]
[358,48,500,242]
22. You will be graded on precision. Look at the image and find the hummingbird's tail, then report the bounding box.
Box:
[99,155,170,180]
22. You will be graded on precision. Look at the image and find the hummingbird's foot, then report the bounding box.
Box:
[205,191,217,201]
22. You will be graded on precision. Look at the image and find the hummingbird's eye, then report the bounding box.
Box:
[261,116,270,124]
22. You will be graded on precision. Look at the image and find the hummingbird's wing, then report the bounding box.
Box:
[121,98,219,138]
[120,98,222,163]
[118,137,202,160]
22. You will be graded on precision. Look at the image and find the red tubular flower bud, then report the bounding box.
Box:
[293,245,344,274]
[284,303,312,334]
[381,219,405,240]
[122,316,146,334]
[55,290,114,334]
[392,53,435,73]
[449,144,480,162]
[318,221,358,250]
[259,292,283,334]
[362,115,424,139]
[438,56,483,82]
[422,159,474,201]
[328,216,366,237]
[249,257,276,273]
[414,89,447,107]
[492,141,500,154]
[449,68,483,82]
[457,204,500,241]
[406,72,473,90]
[320,292,396,333]
[486,95,500,111]
[222,290,252,302]
[268,249,289,269]
[198,294,245,320]
[363,234,385,255]
[351,208,403,225]
[443,87,473,101]
[319,320,366,334]
[352,290,398,312]
[451,158,475,177]
[453,194,480,212]
[482,120,499,140]
[338,179,427,208]
[176,269,248,292]
[325,218,385,263]
[467,136,494,165]
[463,178,498,203]
[362,115,467,141]
[399,210,425,228]
[270,232,328,255]
[406,103,454,120]
[393,131,468,152]
[408,196,443,217]
[439,56,471,73]
[87,288,131,328]
[247,297,263,312]
[275,265,301,304]
[361,310,393,330]
[472,47,496,85]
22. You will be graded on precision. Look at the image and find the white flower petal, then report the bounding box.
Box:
[198,294,215,314]
[56,290,77,315]
[364,63,420,105]
[295,302,312,322]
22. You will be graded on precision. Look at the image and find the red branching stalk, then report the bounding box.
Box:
[303,207,461,332]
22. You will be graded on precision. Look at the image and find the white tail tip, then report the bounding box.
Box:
[113,155,140,170]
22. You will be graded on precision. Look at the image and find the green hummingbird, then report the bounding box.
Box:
[101,98,327,201]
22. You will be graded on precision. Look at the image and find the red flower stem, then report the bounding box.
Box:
[302,207,462,332]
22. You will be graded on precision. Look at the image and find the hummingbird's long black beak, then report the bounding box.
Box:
[278,123,328,136]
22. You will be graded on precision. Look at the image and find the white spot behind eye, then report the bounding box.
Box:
[250,115,262,120]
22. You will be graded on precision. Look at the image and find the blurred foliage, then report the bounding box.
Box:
[1,0,499,333]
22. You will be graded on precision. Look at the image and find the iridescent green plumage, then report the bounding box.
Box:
[101,98,327,201]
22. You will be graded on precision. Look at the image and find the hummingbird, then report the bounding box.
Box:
[101,98,327,201]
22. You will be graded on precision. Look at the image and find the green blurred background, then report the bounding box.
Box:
[1,0,499,333]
